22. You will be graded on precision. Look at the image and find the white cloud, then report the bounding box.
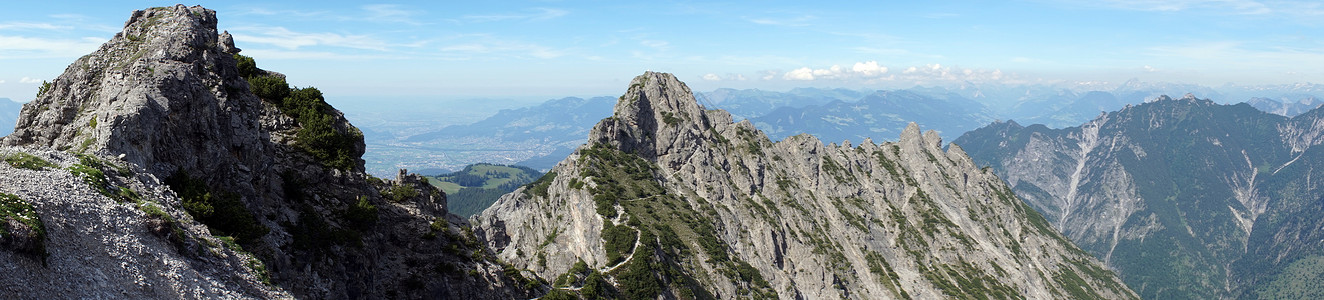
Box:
[702,73,722,81]
[779,62,1011,84]
[852,61,887,76]
[760,70,780,80]
[781,61,892,81]
[19,77,41,83]
[1144,65,1158,72]
[783,67,815,80]
[0,80,6,84]
[230,26,389,51]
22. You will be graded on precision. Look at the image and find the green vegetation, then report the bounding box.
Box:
[427,163,542,217]
[919,260,1021,300]
[341,196,378,228]
[36,80,51,97]
[382,184,419,203]
[0,193,47,262]
[67,154,135,202]
[864,251,910,299]
[164,170,269,244]
[576,144,772,299]
[235,54,363,170]
[601,220,638,265]
[527,171,557,198]
[1249,255,1324,299]
[3,152,56,171]
[661,111,681,126]
[233,54,257,78]
[287,205,362,253]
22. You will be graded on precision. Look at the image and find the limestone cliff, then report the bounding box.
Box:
[476,72,1138,299]
[955,95,1324,299]
[0,5,532,299]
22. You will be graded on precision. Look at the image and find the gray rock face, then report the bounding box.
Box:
[0,5,531,299]
[477,72,1137,299]
[955,95,1324,299]
[0,147,287,299]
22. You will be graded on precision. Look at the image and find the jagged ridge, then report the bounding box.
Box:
[478,72,1138,299]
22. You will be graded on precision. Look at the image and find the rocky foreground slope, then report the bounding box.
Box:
[955,95,1324,299]
[476,72,1138,299]
[0,5,531,299]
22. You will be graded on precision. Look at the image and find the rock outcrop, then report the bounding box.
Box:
[477,72,1137,299]
[0,5,532,299]
[955,94,1324,299]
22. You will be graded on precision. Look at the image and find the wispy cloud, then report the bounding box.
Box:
[361,4,425,25]
[236,5,426,25]
[640,40,669,49]
[461,8,568,23]
[1052,0,1274,14]
[0,35,104,59]
[234,7,330,18]
[744,15,816,27]
[236,49,406,61]
[19,77,42,83]
[230,26,391,51]
[439,38,567,59]
[0,22,71,31]
[1146,41,1324,68]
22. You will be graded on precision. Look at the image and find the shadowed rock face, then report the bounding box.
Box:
[477,72,1138,299]
[955,95,1324,299]
[1,5,533,299]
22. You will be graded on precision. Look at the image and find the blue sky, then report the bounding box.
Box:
[1,1,1323,103]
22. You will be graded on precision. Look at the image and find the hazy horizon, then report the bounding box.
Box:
[3,1,1324,104]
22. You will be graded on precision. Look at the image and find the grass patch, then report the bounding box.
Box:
[3,153,56,171]
[0,193,47,263]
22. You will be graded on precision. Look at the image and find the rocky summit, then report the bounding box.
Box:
[0,5,531,299]
[955,94,1324,299]
[476,71,1138,299]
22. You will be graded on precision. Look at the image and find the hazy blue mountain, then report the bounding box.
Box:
[752,90,994,143]
[0,98,21,136]
[1247,96,1323,117]
[954,95,1324,299]
[390,96,615,172]
[698,87,865,120]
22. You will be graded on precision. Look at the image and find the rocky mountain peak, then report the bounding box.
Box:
[589,71,735,160]
[1,5,293,178]
[0,6,530,299]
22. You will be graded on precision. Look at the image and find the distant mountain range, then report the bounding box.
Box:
[1247,96,1322,117]
[0,98,21,136]
[699,87,866,120]
[954,95,1324,299]
[353,81,1324,176]
[751,90,993,143]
